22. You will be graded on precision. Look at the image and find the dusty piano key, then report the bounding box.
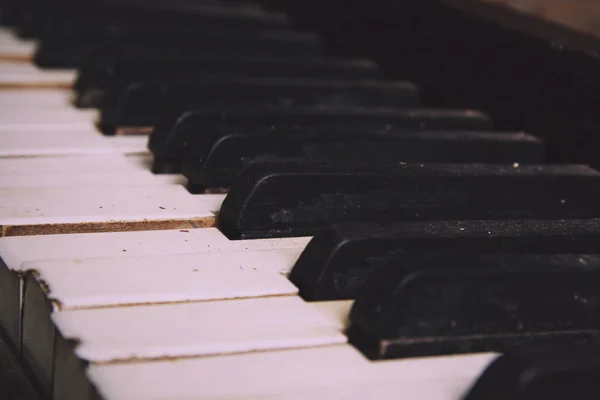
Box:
[35,28,324,69]
[348,260,600,360]
[101,78,421,134]
[0,185,225,237]
[218,162,600,239]
[75,55,379,108]
[0,154,186,188]
[290,219,600,301]
[182,130,545,191]
[464,345,600,400]
[0,228,310,352]
[149,107,492,173]
[86,345,497,400]
[20,248,302,397]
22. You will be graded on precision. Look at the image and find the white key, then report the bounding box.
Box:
[21,249,303,397]
[0,29,36,61]
[0,63,75,87]
[24,248,303,310]
[0,108,97,126]
[0,228,311,350]
[0,185,224,236]
[0,154,186,187]
[87,344,499,400]
[313,300,354,332]
[0,130,149,156]
[0,154,151,176]
[0,89,74,108]
[53,297,346,363]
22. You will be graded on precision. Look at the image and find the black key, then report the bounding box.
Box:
[35,29,323,68]
[182,131,545,191]
[101,78,421,134]
[20,2,292,39]
[218,162,600,239]
[149,107,492,172]
[289,219,600,301]
[464,345,600,400]
[347,256,600,359]
[75,56,379,108]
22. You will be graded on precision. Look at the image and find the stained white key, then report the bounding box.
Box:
[86,344,499,400]
[0,130,149,156]
[0,185,224,236]
[24,248,303,310]
[0,154,185,187]
[53,297,346,362]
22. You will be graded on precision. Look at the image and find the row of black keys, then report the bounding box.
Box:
[7,0,600,390]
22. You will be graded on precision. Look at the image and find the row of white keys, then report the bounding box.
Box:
[0,228,311,350]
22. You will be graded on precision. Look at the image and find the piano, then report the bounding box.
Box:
[1,0,600,398]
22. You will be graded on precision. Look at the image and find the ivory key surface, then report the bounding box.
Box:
[0,130,149,156]
[0,185,224,236]
[52,297,346,363]
[87,344,498,400]
[0,63,75,88]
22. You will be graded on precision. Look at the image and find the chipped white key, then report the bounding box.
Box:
[54,297,346,362]
[0,228,311,352]
[85,344,499,400]
[0,154,186,187]
[21,248,302,397]
[48,297,346,398]
[0,129,149,156]
[0,63,75,88]
[0,185,224,236]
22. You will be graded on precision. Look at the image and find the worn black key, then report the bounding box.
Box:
[182,131,545,191]
[149,107,492,172]
[218,162,600,239]
[464,345,600,400]
[102,78,420,134]
[289,219,600,301]
[35,29,323,68]
[347,256,600,359]
[75,56,379,108]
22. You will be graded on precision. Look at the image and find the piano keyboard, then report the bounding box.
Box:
[1,0,600,399]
